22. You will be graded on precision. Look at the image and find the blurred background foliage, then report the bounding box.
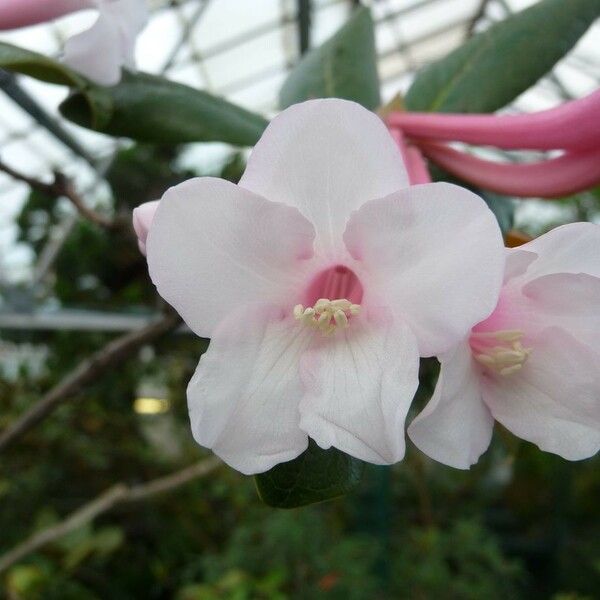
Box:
[1,143,599,599]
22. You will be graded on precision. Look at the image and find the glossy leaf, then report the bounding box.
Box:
[0,41,85,87]
[0,41,112,128]
[406,0,600,113]
[481,192,515,235]
[255,440,365,509]
[279,6,380,110]
[60,72,268,146]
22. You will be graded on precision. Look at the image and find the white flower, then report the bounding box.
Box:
[0,1,148,85]
[63,0,148,86]
[140,99,505,474]
[409,223,600,468]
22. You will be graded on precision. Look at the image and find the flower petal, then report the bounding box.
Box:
[0,0,93,29]
[408,341,493,469]
[187,304,311,475]
[515,222,600,281]
[343,182,505,356]
[503,249,537,284]
[419,142,600,199]
[298,309,419,464]
[387,89,600,152]
[146,177,315,338]
[239,99,408,255]
[64,0,148,86]
[522,272,600,353]
[132,200,159,255]
[482,327,600,461]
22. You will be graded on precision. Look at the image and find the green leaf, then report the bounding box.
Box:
[481,192,515,235]
[0,41,113,128]
[279,6,380,110]
[60,71,268,146]
[0,41,86,87]
[255,440,365,508]
[406,0,600,113]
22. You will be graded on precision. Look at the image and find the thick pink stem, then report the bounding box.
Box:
[387,89,600,152]
[0,0,94,30]
[390,128,431,184]
[421,142,600,198]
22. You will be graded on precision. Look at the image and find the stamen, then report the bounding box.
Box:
[293,297,361,335]
[471,329,532,376]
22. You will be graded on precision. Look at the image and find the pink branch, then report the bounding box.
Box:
[420,142,600,198]
[387,89,600,152]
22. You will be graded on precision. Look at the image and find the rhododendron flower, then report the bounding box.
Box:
[386,90,600,198]
[0,0,148,86]
[139,99,505,474]
[132,199,158,254]
[409,223,600,468]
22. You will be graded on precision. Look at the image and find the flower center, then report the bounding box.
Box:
[294,298,361,335]
[294,265,363,336]
[469,329,532,376]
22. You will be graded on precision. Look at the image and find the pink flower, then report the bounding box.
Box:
[386,90,600,198]
[132,199,158,255]
[387,89,600,152]
[419,142,600,199]
[0,0,148,86]
[409,222,600,468]
[139,99,505,474]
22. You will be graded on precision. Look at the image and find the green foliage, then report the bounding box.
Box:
[0,42,85,87]
[406,0,600,112]
[0,42,266,145]
[60,72,267,146]
[279,7,380,110]
[0,41,112,128]
[255,440,365,508]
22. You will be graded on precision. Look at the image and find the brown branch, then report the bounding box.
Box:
[0,456,222,573]
[0,312,181,453]
[0,159,115,229]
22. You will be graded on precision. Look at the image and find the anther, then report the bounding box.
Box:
[292,297,360,336]
[471,329,532,376]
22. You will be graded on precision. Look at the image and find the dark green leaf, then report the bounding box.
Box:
[60,72,267,146]
[0,41,85,87]
[255,440,365,509]
[481,192,515,235]
[0,41,113,128]
[279,6,380,109]
[406,0,600,113]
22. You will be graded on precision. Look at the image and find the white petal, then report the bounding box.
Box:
[515,222,600,282]
[146,177,315,338]
[187,304,311,475]
[503,249,537,284]
[523,273,600,353]
[64,9,121,85]
[408,341,493,469]
[239,99,408,256]
[343,182,505,356]
[132,199,159,255]
[64,0,148,85]
[298,310,419,464]
[482,327,600,461]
